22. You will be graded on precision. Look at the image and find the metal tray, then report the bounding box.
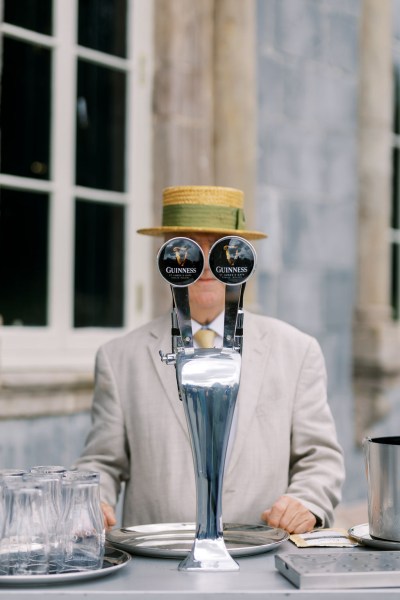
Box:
[0,545,131,586]
[107,522,288,558]
[275,551,400,589]
[349,523,400,550]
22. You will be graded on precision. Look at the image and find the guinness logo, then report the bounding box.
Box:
[224,243,239,266]
[172,245,189,266]
[209,236,256,285]
[157,237,204,287]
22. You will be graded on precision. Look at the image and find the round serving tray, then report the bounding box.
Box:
[106,522,289,558]
[348,523,400,550]
[0,545,131,586]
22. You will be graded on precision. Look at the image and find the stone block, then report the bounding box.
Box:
[322,332,353,394]
[262,122,327,196]
[275,0,324,59]
[0,413,91,470]
[256,0,277,51]
[155,0,213,68]
[284,64,358,130]
[316,202,357,269]
[394,0,400,41]
[257,53,285,118]
[323,134,358,199]
[256,186,282,274]
[153,120,213,185]
[323,269,356,330]
[321,0,362,18]
[276,269,323,336]
[257,272,280,317]
[154,64,213,120]
[277,198,356,270]
[317,334,355,447]
[326,12,359,72]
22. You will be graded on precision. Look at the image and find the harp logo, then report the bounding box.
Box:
[173,245,189,266]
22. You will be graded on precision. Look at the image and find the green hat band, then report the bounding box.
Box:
[162,204,246,230]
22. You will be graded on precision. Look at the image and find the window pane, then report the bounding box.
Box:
[74,200,124,327]
[4,0,52,35]
[78,0,127,58]
[391,242,400,320]
[391,63,400,320]
[0,37,51,179]
[0,189,49,326]
[76,61,126,192]
[394,64,400,135]
[392,148,400,230]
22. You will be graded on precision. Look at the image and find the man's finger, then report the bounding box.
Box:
[282,509,316,534]
[101,502,117,530]
[261,496,291,528]
[261,496,317,533]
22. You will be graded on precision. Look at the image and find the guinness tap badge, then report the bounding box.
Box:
[157,237,204,287]
[209,236,256,285]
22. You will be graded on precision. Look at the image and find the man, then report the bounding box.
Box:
[75,185,344,534]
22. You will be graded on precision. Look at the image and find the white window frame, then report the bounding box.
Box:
[391,48,400,321]
[390,134,400,321]
[0,0,154,372]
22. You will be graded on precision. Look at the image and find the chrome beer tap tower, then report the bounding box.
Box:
[158,235,256,572]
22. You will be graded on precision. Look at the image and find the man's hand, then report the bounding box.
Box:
[261,495,317,534]
[101,502,117,530]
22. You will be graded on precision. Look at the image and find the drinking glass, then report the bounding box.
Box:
[59,470,105,572]
[1,482,49,575]
[0,469,27,477]
[30,465,67,475]
[0,470,27,575]
[30,466,66,519]
[25,471,63,573]
[0,483,6,576]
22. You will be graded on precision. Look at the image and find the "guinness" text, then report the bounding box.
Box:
[166,267,197,273]
[216,266,248,273]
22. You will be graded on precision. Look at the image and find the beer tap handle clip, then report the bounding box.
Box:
[157,237,205,360]
[208,237,256,353]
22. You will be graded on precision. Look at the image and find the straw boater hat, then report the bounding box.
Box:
[137,185,267,240]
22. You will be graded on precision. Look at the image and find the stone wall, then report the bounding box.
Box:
[255,0,363,501]
[0,372,92,470]
[0,413,90,470]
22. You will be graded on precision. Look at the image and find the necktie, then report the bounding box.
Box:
[194,328,216,348]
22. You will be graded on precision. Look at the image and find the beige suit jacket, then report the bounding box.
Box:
[75,312,344,527]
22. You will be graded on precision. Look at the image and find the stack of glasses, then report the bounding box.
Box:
[0,467,105,576]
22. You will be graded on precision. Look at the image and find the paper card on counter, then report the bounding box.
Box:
[289,528,358,548]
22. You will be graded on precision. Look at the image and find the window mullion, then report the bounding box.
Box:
[125,0,154,327]
[0,22,55,47]
[48,0,78,334]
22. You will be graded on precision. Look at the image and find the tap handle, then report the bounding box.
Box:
[157,237,205,350]
[208,236,256,352]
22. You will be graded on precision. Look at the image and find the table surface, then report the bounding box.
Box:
[1,541,400,599]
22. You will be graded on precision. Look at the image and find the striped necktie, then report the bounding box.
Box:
[194,328,216,348]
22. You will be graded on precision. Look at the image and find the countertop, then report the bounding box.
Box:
[1,541,400,598]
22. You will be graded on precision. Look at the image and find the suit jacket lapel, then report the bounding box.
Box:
[147,315,189,439]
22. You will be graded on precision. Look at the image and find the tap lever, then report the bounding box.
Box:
[157,237,205,354]
[172,286,193,348]
[208,236,256,352]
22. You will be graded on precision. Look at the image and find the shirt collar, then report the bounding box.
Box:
[192,312,224,339]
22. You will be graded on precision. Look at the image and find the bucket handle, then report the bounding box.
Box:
[363,436,372,483]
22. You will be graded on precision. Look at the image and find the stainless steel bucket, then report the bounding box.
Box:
[364,436,400,541]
